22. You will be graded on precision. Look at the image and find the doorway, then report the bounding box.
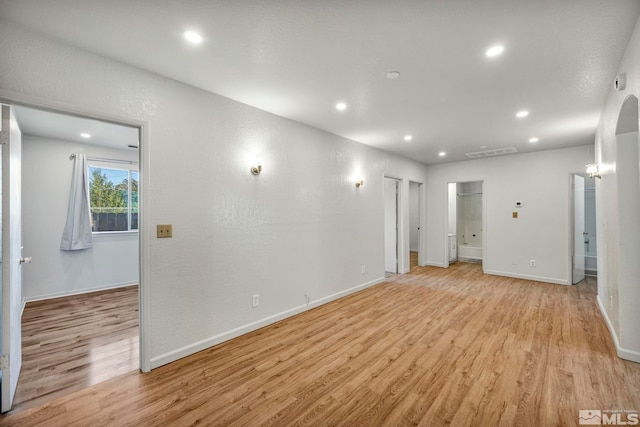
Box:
[384,177,401,274]
[1,103,143,412]
[408,181,423,271]
[445,181,485,270]
[571,173,598,285]
[447,181,484,267]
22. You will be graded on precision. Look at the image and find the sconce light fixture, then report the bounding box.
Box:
[586,164,601,179]
[251,156,263,175]
[355,177,365,188]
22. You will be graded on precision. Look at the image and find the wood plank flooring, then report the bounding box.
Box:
[12,285,139,412]
[3,264,639,426]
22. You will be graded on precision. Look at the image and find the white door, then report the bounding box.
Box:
[1,104,23,412]
[384,178,398,273]
[572,174,585,285]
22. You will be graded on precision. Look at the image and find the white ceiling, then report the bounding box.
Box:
[12,106,139,149]
[2,0,639,164]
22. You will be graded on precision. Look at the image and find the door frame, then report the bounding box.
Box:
[444,179,487,271]
[0,90,150,373]
[570,173,586,285]
[408,180,424,270]
[383,175,403,274]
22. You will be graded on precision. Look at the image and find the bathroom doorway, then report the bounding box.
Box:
[446,181,484,267]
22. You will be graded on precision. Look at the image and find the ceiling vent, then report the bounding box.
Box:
[465,147,518,159]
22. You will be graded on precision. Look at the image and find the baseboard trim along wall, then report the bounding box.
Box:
[24,281,139,303]
[484,269,569,286]
[597,295,640,364]
[150,276,385,370]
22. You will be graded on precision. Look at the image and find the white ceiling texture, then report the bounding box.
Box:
[2,0,639,164]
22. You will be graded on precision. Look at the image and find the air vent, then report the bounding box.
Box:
[466,147,518,159]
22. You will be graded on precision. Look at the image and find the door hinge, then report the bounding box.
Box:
[0,354,8,370]
[0,130,8,146]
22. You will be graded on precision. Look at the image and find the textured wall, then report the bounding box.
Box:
[595,15,640,362]
[0,20,428,368]
[425,145,593,284]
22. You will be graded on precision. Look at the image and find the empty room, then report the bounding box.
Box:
[0,1,639,426]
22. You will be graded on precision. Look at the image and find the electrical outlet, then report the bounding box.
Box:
[252,294,260,307]
[361,265,366,274]
[157,224,172,238]
[530,260,536,267]
[512,257,518,265]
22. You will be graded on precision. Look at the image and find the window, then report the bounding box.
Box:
[88,164,138,232]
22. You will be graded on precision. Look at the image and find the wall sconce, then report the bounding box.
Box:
[251,156,263,175]
[355,177,365,188]
[586,164,601,179]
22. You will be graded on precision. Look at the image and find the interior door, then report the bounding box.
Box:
[1,104,23,412]
[384,178,398,273]
[572,174,585,284]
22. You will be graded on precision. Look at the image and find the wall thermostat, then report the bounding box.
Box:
[615,73,626,91]
[515,201,523,208]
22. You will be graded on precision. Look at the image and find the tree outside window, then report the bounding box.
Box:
[89,166,138,232]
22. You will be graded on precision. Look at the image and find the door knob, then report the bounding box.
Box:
[19,256,32,264]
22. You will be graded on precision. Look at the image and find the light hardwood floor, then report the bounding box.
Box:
[12,285,139,412]
[2,264,638,426]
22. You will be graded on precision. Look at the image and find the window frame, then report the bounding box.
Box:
[87,159,139,235]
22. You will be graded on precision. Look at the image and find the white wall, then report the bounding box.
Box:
[425,145,593,284]
[409,182,419,252]
[0,20,429,369]
[594,15,640,363]
[21,135,139,300]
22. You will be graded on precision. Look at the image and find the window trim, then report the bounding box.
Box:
[87,160,139,234]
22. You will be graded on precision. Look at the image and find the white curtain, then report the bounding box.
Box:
[60,153,93,250]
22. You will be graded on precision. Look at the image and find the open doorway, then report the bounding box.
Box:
[570,173,598,285]
[8,105,142,411]
[446,181,484,268]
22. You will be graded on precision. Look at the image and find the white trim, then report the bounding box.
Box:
[0,89,151,373]
[597,295,640,363]
[23,281,138,303]
[150,277,385,370]
[427,262,447,268]
[484,269,570,286]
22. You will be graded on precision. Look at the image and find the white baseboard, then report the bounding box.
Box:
[24,281,138,303]
[484,269,569,286]
[426,261,447,268]
[597,295,640,364]
[150,277,385,370]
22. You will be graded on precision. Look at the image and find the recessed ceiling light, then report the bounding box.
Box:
[529,137,539,143]
[516,110,529,118]
[404,134,413,141]
[80,133,91,138]
[386,71,400,79]
[183,30,203,44]
[438,151,446,157]
[485,45,505,58]
[335,102,347,111]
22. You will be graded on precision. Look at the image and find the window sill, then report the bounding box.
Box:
[92,230,139,238]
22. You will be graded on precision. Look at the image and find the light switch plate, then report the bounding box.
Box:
[157,224,172,238]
